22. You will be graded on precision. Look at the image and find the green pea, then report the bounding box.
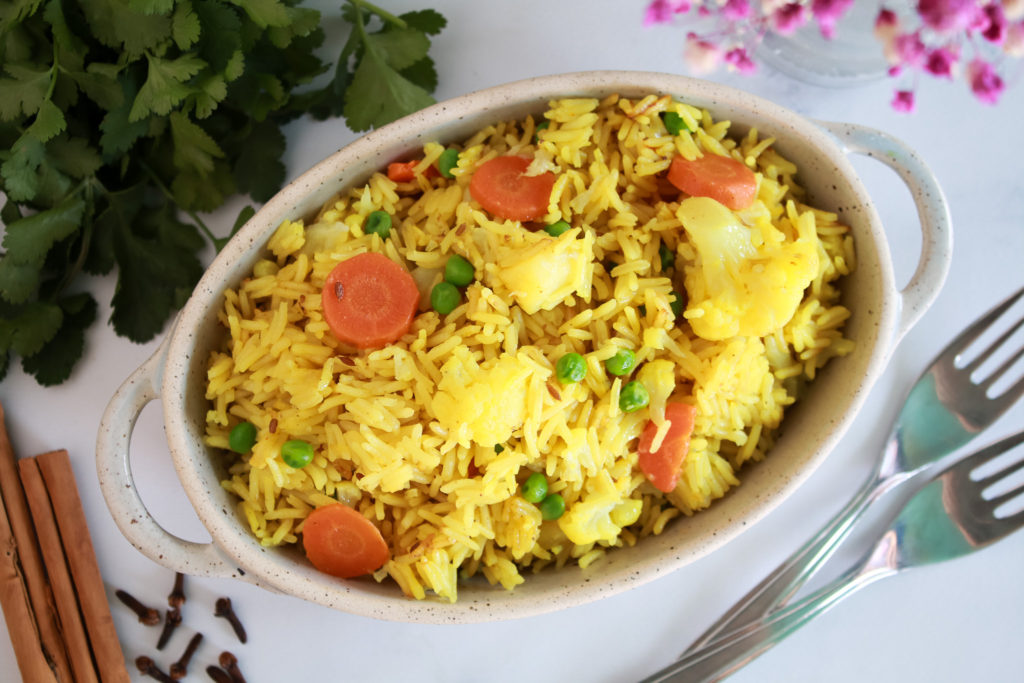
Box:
[431,281,461,315]
[669,290,684,318]
[533,119,550,143]
[438,148,460,178]
[444,254,475,287]
[605,348,636,376]
[544,220,571,237]
[539,493,565,520]
[364,210,392,238]
[281,439,314,468]
[228,421,257,454]
[555,352,586,384]
[494,444,505,454]
[619,380,650,413]
[661,111,688,135]
[659,243,675,271]
[521,472,548,504]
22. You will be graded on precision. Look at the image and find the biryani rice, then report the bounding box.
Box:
[204,93,855,602]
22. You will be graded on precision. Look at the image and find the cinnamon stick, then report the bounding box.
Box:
[36,449,131,683]
[18,457,99,683]
[0,487,58,682]
[0,402,72,682]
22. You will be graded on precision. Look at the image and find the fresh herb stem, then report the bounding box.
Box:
[349,0,408,29]
[139,163,219,247]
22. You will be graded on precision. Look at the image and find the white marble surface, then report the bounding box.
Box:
[2,2,1023,681]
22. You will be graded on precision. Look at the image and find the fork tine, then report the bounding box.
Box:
[943,285,1024,364]
[956,430,1024,484]
[966,313,1024,377]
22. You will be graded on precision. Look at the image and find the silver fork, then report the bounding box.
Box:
[642,429,1024,682]
[684,284,1024,652]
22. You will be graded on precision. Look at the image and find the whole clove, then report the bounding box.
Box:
[116,589,160,625]
[169,632,203,680]
[136,656,176,683]
[219,651,247,683]
[206,666,234,683]
[214,597,247,643]
[156,607,182,650]
[168,572,186,608]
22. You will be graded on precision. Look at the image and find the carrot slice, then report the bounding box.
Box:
[469,155,555,222]
[302,504,390,579]
[321,252,419,349]
[637,402,697,493]
[666,153,757,210]
[387,161,418,182]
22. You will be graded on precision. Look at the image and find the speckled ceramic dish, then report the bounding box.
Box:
[96,71,951,623]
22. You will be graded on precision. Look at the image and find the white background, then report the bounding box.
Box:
[2,1,1023,681]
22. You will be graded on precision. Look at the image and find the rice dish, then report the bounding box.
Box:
[203,93,855,602]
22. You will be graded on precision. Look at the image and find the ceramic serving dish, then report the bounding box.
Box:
[96,71,951,624]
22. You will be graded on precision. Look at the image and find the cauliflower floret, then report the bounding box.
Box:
[491,228,594,314]
[431,349,536,448]
[558,471,630,546]
[677,197,819,341]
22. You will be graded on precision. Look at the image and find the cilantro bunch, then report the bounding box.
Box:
[0,0,446,386]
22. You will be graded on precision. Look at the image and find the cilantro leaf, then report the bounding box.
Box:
[67,63,125,110]
[109,204,203,342]
[81,0,172,58]
[0,195,86,294]
[26,99,67,143]
[0,133,46,201]
[0,301,63,357]
[363,28,430,71]
[0,63,52,120]
[228,0,290,28]
[399,9,447,35]
[172,1,202,50]
[169,110,224,175]
[129,53,205,121]
[231,119,285,202]
[20,293,97,386]
[343,50,435,132]
[46,135,103,179]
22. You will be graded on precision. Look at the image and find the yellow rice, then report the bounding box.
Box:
[204,93,855,602]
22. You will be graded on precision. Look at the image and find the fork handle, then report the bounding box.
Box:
[643,562,893,683]
[816,121,952,345]
[684,472,893,653]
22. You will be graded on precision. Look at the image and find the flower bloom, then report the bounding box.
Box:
[980,2,1007,42]
[644,0,691,26]
[683,32,722,74]
[966,58,1006,103]
[925,46,958,76]
[916,0,982,34]
[724,46,757,73]
[891,89,916,112]
[771,3,808,34]
[811,0,854,38]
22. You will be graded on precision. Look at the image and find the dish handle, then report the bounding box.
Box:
[817,121,953,344]
[96,335,243,580]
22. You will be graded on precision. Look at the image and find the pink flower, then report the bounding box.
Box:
[981,2,1008,42]
[916,0,983,34]
[724,46,757,73]
[966,58,1006,103]
[925,46,958,76]
[811,0,854,38]
[683,32,722,74]
[894,31,928,67]
[722,0,751,21]
[644,0,691,26]
[891,89,916,112]
[771,3,808,34]
[874,8,901,40]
